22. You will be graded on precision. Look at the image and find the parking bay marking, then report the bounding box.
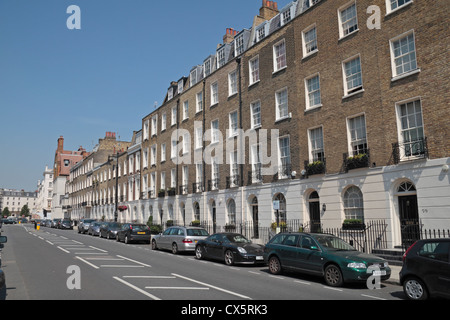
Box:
[172,273,252,300]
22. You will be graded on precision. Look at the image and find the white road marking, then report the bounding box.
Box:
[76,256,100,269]
[172,273,252,300]
[113,277,161,300]
[116,255,151,267]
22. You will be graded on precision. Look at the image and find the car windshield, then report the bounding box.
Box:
[109,223,121,228]
[187,229,209,236]
[84,219,96,223]
[225,234,250,243]
[131,224,147,231]
[314,235,357,251]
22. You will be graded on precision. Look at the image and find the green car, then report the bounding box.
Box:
[263,232,391,287]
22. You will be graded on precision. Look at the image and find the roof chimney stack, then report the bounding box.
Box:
[223,28,238,44]
[259,0,279,21]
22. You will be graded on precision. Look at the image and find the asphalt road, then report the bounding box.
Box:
[0,224,406,303]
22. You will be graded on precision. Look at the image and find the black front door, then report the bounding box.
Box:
[309,202,321,233]
[399,195,420,248]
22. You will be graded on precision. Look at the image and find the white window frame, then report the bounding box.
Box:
[389,30,420,81]
[151,115,158,137]
[196,91,203,113]
[211,81,219,106]
[161,143,166,162]
[203,58,212,78]
[217,47,226,69]
[338,1,359,39]
[275,87,289,121]
[302,24,318,58]
[183,100,189,120]
[342,54,364,97]
[190,69,197,87]
[211,119,220,144]
[308,126,325,162]
[346,114,368,156]
[250,100,261,129]
[171,140,177,159]
[150,145,157,167]
[273,39,287,73]
[160,171,166,190]
[143,120,149,140]
[177,81,183,94]
[249,55,260,86]
[395,97,425,160]
[234,33,245,57]
[228,70,238,97]
[195,127,203,150]
[229,110,238,137]
[386,0,412,15]
[182,133,190,155]
[171,106,177,126]
[278,136,291,179]
[305,73,322,110]
[161,112,167,131]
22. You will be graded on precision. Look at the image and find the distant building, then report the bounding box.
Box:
[0,188,37,217]
[52,136,89,219]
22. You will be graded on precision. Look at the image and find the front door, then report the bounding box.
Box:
[399,195,420,248]
[308,191,321,233]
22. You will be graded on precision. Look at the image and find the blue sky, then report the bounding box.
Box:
[0,0,293,191]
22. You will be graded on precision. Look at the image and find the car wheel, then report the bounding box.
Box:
[125,236,130,244]
[324,264,344,287]
[116,234,120,242]
[195,246,204,260]
[268,256,282,275]
[172,243,179,254]
[404,277,428,300]
[152,239,158,250]
[224,250,235,266]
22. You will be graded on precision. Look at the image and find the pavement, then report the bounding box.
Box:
[387,265,401,285]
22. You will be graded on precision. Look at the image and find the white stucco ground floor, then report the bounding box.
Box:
[70,157,450,249]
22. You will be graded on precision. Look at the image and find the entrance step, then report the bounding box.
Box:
[372,248,404,266]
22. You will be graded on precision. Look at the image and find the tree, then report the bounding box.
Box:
[20,204,30,217]
[2,207,10,218]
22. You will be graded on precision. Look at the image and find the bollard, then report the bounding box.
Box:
[37,223,40,231]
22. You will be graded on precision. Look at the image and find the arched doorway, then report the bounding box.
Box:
[308,191,321,233]
[397,181,420,248]
[193,202,200,222]
[210,200,217,233]
[273,193,286,226]
[250,196,259,239]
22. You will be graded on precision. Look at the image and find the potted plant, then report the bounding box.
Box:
[342,219,365,230]
[346,153,369,170]
[158,189,165,197]
[224,223,236,231]
[190,220,201,227]
[306,160,325,175]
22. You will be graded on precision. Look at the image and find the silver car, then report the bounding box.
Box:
[152,226,209,254]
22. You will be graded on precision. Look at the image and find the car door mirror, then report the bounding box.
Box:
[310,245,319,251]
[0,236,7,244]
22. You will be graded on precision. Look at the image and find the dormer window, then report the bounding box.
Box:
[281,8,291,25]
[190,69,197,87]
[217,47,226,69]
[203,57,212,77]
[178,81,183,94]
[235,34,245,56]
[167,87,173,101]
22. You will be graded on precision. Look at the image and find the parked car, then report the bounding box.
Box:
[400,239,450,300]
[99,222,122,239]
[152,226,209,254]
[195,233,265,266]
[0,236,7,290]
[59,219,73,230]
[78,219,96,234]
[264,232,391,287]
[116,223,151,244]
[88,222,102,236]
[51,219,61,228]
